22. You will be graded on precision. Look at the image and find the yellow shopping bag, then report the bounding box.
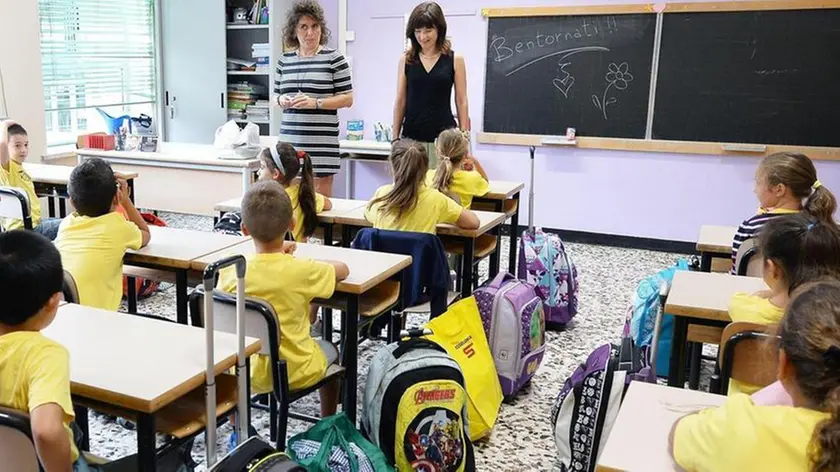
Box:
[425,296,503,440]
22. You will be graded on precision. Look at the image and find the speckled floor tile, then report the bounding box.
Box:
[94,212,687,471]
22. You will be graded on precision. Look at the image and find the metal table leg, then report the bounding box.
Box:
[176,270,188,325]
[668,316,688,388]
[137,413,157,472]
[341,296,359,424]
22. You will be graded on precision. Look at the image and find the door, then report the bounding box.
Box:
[161,0,226,143]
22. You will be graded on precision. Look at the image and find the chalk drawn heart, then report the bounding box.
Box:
[552,76,575,98]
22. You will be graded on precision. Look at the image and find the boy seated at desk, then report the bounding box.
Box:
[55,157,151,311]
[0,230,95,471]
[218,180,349,417]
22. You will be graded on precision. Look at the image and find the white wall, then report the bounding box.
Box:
[0,0,47,157]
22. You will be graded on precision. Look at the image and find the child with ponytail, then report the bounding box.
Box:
[732,152,837,273]
[426,128,489,208]
[672,280,840,471]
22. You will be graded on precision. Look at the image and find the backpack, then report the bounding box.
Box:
[473,272,546,398]
[517,229,579,327]
[362,332,476,472]
[209,437,304,472]
[122,212,168,299]
[550,341,648,472]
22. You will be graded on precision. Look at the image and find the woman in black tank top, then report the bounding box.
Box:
[393,2,471,168]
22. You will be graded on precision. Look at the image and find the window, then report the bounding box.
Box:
[39,0,157,146]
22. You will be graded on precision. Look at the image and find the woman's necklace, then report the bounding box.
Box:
[297,46,322,92]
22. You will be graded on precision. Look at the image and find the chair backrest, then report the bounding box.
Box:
[0,406,40,472]
[719,322,780,394]
[734,238,763,277]
[0,186,32,231]
[62,270,80,304]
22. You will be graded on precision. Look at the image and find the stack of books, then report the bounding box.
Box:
[228,82,268,121]
[252,43,270,73]
[247,100,271,122]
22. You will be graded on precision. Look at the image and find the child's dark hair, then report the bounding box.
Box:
[368,139,428,218]
[242,180,292,243]
[758,214,840,294]
[7,124,27,137]
[260,143,319,239]
[68,157,117,217]
[0,230,63,326]
[777,281,840,471]
[759,153,837,224]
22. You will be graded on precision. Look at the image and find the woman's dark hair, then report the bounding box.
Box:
[759,152,837,224]
[367,139,429,219]
[759,214,840,294]
[777,281,840,471]
[283,0,331,49]
[405,2,451,63]
[260,143,319,239]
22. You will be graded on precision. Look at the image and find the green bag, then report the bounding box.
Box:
[287,413,393,472]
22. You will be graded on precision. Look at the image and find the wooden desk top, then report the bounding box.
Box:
[664,271,768,322]
[44,303,261,413]
[597,382,725,472]
[483,180,525,200]
[192,241,412,295]
[696,225,736,254]
[212,197,367,225]
[78,142,261,169]
[125,226,250,269]
[333,204,506,239]
[24,163,139,185]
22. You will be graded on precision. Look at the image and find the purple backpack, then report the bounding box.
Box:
[474,272,546,398]
[517,229,579,327]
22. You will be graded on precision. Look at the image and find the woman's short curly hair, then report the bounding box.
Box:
[283,0,331,48]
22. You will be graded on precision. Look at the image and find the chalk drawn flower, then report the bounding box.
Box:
[605,62,634,90]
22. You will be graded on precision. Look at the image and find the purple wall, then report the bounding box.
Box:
[341,0,840,242]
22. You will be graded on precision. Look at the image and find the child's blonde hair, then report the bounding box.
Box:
[431,129,469,196]
[368,139,428,218]
[759,153,837,224]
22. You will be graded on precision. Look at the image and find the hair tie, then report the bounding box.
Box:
[269,145,286,175]
[824,345,840,367]
[813,180,823,191]
[440,155,451,162]
[808,222,816,231]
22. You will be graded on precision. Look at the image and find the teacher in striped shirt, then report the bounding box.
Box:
[275,0,353,197]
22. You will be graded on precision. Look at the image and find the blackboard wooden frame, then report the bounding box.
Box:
[478,1,840,161]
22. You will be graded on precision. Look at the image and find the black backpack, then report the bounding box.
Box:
[210,437,305,472]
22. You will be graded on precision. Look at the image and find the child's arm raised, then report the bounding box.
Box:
[0,119,16,171]
[117,175,151,247]
[30,403,72,472]
[456,208,480,230]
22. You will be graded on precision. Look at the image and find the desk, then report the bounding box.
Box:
[124,226,250,323]
[24,163,139,218]
[472,180,524,275]
[45,303,261,471]
[596,382,725,472]
[664,271,767,388]
[77,143,260,215]
[192,241,412,424]
[696,225,736,272]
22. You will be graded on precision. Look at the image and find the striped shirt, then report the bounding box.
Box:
[275,48,353,175]
[730,208,799,273]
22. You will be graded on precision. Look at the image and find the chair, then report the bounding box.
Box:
[0,186,32,231]
[716,322,780,395]
[734,238,763,277]
[0,407,39,472]
[62,270,80,304]
[189,288,345,451]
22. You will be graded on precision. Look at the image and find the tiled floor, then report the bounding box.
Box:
[88,212,686,470]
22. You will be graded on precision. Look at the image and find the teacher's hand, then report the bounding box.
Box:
[291,94,316,109]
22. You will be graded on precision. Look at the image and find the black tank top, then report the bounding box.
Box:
[402,51,457,143]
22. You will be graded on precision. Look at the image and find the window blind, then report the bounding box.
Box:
[39,0,157,145]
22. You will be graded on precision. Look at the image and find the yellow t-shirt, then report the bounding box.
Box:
[218,251,336,392]
[0,331,78,463]
[424,169,490,209]
[0,159,41,229]
[674,393,827,472]
[727,292,786,395]
[55,212,143,311]
[285,184,326,242]
[365,184,464,234]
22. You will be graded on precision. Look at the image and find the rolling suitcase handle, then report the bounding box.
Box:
[202,255,248,468]
[528,146,535,232]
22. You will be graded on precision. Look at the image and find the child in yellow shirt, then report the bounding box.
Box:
[217,180,348,417]
[0,120,61,239]
[0,230,89,470]
[672,280,840,472]
[426,128,489,209]
[55,158,151,311]
[366,139,479,233]
[728,214,840,395]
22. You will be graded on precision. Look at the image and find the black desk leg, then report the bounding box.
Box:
[341,225,352,248]
[342,296,359,425]
[48,196,56,218]
[689,342,702,390]
[73,405,90,452]
[324,224,334,246]
[700,253,712,272]
[488,201,501,279]
[509,193,520,276]
[126,276,138,314]
[137,413,157,472]
[668,316,689,388]
[461,238,475,298]
[59,198,67,218]
[128,179,136,204]
[176,270,188,325]
[323,308,333,343]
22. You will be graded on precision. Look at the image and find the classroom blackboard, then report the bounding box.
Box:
[483,13,657,139]
[653,8,840,147]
